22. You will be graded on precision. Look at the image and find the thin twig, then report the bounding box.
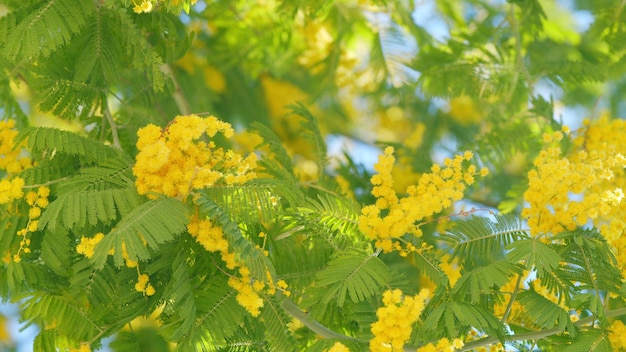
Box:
[103,102,122,150]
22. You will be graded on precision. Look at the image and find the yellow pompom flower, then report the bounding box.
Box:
[76,233,105,259]
[133,115,256,199]
[359,147,486,252]
[326,341,351,352]
[609,320,626,350]
[369,289,430,352]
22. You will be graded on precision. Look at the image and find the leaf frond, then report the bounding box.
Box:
[315,248,390,306]
[91,197,189,269]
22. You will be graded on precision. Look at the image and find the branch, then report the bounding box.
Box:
[280,296,357,340]
[459,307,626,351]
[103,102,122,150]
[160,64,190,115]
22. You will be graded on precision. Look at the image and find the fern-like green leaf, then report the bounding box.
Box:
[202,184,281,224]
[562,330,611,352]
[517,289,576,336]
[440,214,528,268]
[195,194,273,280]
[297,193,361,239]
[423,300,506,340]
[3,0,93,60]
[162,249,197,342]
[14,126,121,164]
[407,248,447,287]
[554,229,622,295]
[40,228,73,276]
[39,188,144,231]
[452,260,522,303]
[259,295,297,351]
[288,103,328,178]
[315,248,390,306]
[91,197,189,269]
[506,237,561,277]
[192,277,247,346]
[251,121,294,175]
[117,10,166,92]
[54,160,135,195]
[29,70,104,119]
[18,158,73,185]
[22,294,103,342]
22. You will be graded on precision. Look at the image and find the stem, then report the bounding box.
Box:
[500,272,524,324]
[281,296,357,340]
[103,102,122,150]
[460,307,626,351]
[160,64,190,115]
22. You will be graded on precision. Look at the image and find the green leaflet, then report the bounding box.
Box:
[441,214,528,268]
[315,248,390,307]
[14,126,121,164]
[91,197,189,269]
[195,194,274,281]
[202,184,281,224]
[423,300,506,341]
[39,188,144,231]
[297,193,361,238]
[517,289,577,337]
[258,294,297,351]
[2,0,93,61]
[22,294,102,342]
[452,260,522,303]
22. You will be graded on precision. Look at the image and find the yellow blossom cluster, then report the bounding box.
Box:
[609,319,626,350]
[522,128,626,238]
[416,337,464,352]
[135,273,156,296]
[13,187,50,262]
[76,233,105,259]
[133,115,257,199]
[187,213,290,316]
[0,119,31,205]
[359,147,488,252]
[326,341,351,352]
[0,177,24,205]
[571,117,626,274]
[76,233,155,296]
[0,119,31,174]
[369,288,430,352]
[493,272,527,325]
[522,122,626,262]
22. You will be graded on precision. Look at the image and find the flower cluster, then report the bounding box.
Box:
[359,147,488,252]
[187,213,290,316]
[369,288,430,352]
[13,187,50,262]
[522,120,626,275]
[609,319,626,350]
[416,338,464,352]
[0,119,31,205]
[0,119,31,175]
[133,115,257,199]
[522,128,626,238]
[0,177,24,205]
[326,341,351,352]
[76,233,155,296]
